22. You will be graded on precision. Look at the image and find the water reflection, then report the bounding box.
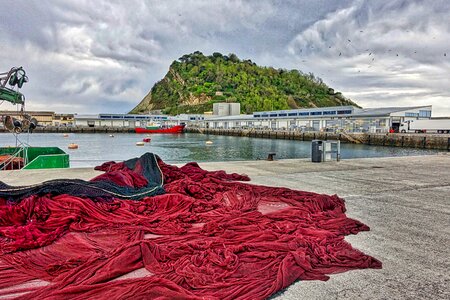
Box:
[0,133,438,167]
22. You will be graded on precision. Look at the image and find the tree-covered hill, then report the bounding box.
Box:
[130,51,359,115]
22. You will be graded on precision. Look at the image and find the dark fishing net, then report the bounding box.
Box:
[0,153,165,202]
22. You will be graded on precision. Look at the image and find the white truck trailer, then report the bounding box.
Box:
[399,119,450,133]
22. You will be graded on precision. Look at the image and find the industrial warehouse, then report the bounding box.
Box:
[73,104,433,133]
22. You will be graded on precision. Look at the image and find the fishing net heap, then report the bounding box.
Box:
[0,153,381,299]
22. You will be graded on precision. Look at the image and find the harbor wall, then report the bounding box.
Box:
[186,128,450,151]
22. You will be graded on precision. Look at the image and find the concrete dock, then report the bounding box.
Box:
[0,155,449,299]
[188,128,450,150]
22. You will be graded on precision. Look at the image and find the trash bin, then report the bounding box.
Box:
[311,140,323,162]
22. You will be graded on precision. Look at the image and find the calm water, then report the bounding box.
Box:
[0,132,438,168]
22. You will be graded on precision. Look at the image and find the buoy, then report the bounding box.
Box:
[143,138,151,143]
[63,134,69,137]
[68,143,78,149]
[136,141,145,146]
[205,140,213,145]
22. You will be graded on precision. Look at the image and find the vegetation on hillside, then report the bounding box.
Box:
[130,51,359,114]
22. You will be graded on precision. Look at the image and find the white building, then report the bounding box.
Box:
[74,105,433,133]
[213,103,240,116]
[200,105,433,133]
[74,113,204,128]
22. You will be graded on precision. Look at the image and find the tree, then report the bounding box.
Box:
[228,53,240,63]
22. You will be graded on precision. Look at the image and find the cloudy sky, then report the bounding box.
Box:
[1,0,449,116]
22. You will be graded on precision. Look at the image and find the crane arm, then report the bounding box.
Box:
[0,67,27,105]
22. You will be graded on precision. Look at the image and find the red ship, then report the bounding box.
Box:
[135,124,185,134]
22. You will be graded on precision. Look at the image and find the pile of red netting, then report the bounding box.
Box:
[0,153,381,299]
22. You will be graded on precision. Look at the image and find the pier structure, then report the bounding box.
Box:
[1,155,448,299]
[186,128,450,150]
[0,105,437,134]
[67,105,441,137]
[68,105,435,134]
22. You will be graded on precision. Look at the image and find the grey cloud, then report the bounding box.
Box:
[286,0,450,116]
[0,0,448,115]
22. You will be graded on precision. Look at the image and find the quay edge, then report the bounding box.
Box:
[1,126,449,151]
[186,128,450,151]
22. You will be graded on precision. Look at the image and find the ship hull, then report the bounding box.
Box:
[135,124,185,134]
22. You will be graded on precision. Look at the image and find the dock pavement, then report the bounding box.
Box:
[0,154,449,299]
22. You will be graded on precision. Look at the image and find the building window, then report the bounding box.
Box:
[261,114,269,118]
[405,112,419,117]
[312,120,320,130]
[337,110,352,115]
[269,113,277,117]
[419,110,431,117]
[299,112,309,116]
[323,111,336,115]
[310,111,322,115]
[288,112,297,116]
[278,113,287,117]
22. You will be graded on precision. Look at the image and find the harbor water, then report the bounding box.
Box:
[0,132,439,168]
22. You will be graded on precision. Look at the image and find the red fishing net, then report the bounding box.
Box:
[0,154,381,299]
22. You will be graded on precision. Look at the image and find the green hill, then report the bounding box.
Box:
[130,51,359,115]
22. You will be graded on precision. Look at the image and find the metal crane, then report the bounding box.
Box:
[0,67,37,133]
[0,67,27,105]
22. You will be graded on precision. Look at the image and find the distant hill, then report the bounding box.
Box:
[130,51,359,114]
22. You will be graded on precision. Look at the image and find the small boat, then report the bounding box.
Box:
[0,146,69,170]
[142,138,151,143]
[135,124,185,134]
[136,142,145,146]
